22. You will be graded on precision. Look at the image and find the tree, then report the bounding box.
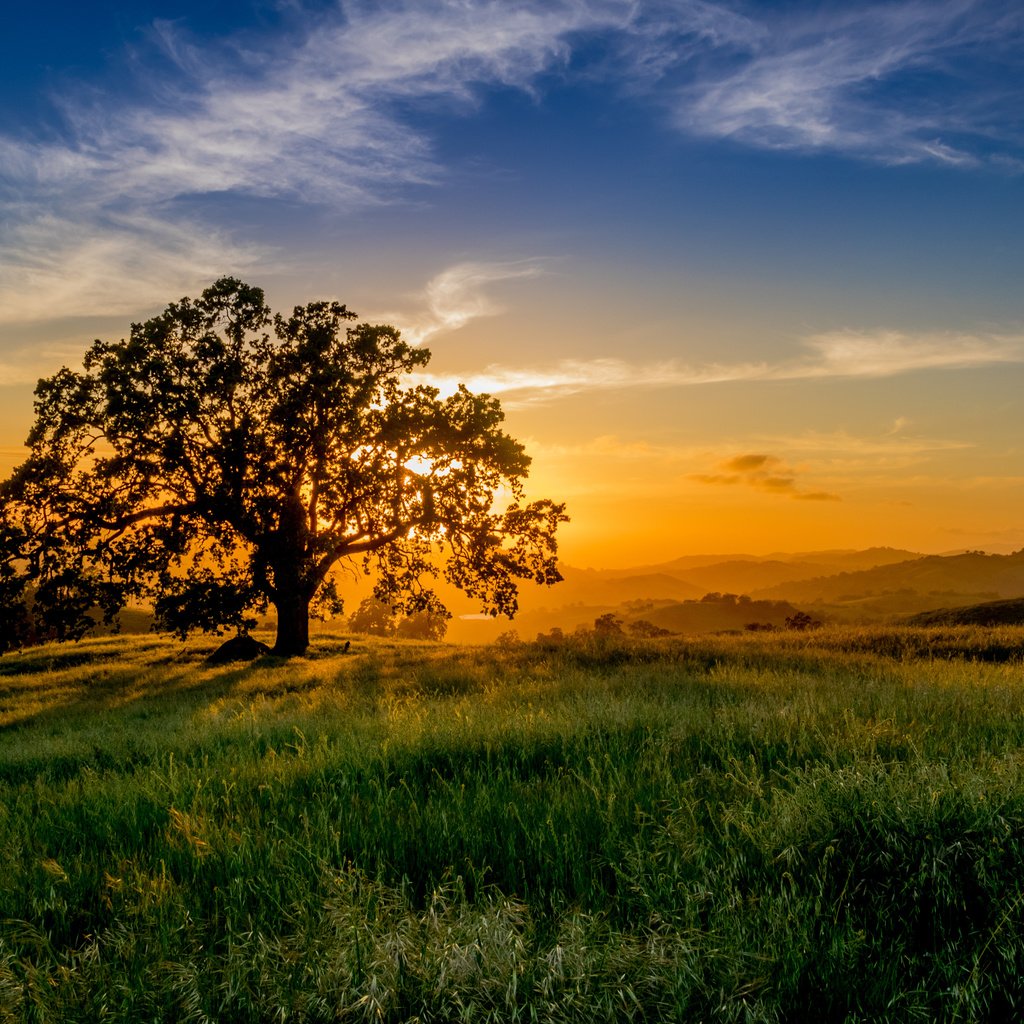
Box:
[628,619,672,638]
[394,610,448,641]
[784,611,821,631]
[0,278,566,656]
[347,597,397,637]
[592,612,623,636]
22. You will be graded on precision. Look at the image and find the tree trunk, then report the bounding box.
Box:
[271,490,313,657]
[273,587,311,657]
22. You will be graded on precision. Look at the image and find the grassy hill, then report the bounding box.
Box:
[908,596,1024,627]
[2,629,1024,1020]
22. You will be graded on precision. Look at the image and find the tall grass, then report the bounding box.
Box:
[1,627,1024,1021]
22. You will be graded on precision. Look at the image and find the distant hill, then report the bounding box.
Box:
[754,551,1024,605]
[546,568,705,606]
[907,597,1024,627]
[553,548,925,607]
[594,546,922,580]
[674,559,853,595]
[446,546,970,641]
[756,547,925,572]
[622,597,802,635]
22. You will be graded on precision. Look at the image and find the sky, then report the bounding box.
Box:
[2,0,1023,567]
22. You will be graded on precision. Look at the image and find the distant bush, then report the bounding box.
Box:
[493,630,522,652]
[628,619,673,638]
[349,597,448,640]
[592,613,624,636]
[785,611,822,631]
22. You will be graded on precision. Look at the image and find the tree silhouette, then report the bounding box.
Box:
[347,597,396,637]
[394,610,448,641]
[0,278,566,656]
[592,612,624,636]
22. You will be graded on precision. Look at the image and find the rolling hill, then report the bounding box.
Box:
[907,597,1024,627]
[753,551,1024,605]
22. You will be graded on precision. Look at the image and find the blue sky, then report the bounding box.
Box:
[2,0,1023,562]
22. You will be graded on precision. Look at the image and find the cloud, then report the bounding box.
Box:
[416,327,1024,406]
[416,355,768,406]
[0,2,630,326]
[662,1,1024,165]
[0,211,263,326]
[722,453,777,473]
[2,1,1022,328]
[797,491,843,502]
[757,429,974,464]
[691,452,841,501]
[691,473,741,486]
[796,329,1024,377]
[388,260,546,345]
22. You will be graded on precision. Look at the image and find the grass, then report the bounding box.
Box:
[1,626,1024,1021]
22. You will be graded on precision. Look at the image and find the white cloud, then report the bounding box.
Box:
[0,211,263,326]
[666,1,1024,164]
[417,328,1024,405]
[791,329,1024,378]
[0,1,631,326]
[1,0,1022,327]
[389,260,546,345]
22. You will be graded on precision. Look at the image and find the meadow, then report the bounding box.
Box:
[2,626,1024,1022]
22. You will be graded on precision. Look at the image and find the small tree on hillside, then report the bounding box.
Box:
[593,613,624,636]
[784,611,821,631]
[0,278,566,656]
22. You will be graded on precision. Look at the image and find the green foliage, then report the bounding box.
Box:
[1,627,1024,1020]
[0,278,565,656]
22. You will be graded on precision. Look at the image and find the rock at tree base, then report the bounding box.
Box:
[208,635,272,663]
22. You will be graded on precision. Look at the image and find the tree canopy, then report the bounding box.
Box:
[0,278,566,655]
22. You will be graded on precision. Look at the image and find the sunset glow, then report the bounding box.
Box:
[3,0,1022,566]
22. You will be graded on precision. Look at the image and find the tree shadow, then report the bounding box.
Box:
[0,638,331,739]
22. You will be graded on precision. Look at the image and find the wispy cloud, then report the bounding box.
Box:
[418,328,1024,405]
[660,1,1024,165]
[2,1,1022,326]
[0,211,263,326]
[0,2,630,325]
[387,260,546,345]
[531,428,972,466]
[691,452,841,501]
[796,329,1024,377]
[760,428,973,461]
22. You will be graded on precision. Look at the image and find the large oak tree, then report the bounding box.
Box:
[0,278,566,655]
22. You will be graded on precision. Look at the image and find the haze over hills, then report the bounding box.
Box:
[542,568,705,606]
[442,546,1024,642]
[637,548,922,574]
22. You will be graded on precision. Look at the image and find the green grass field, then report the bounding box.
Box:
[2,627,1024,1022]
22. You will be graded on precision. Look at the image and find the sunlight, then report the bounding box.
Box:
[403,454,434,476]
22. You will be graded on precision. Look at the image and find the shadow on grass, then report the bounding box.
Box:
[0,633,364,738]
